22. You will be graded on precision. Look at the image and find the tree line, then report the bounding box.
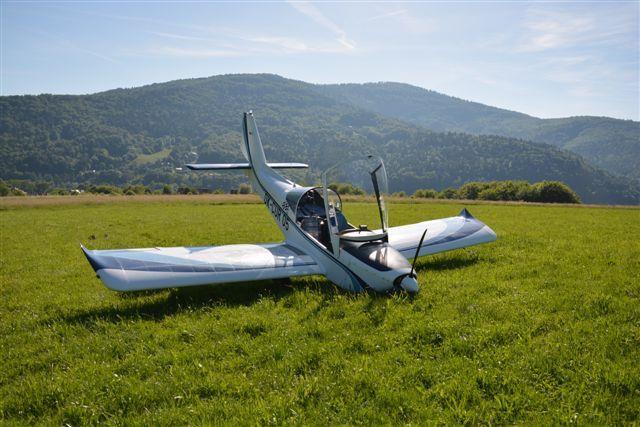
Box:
[0,180,253,197]
[334,180,580,204]
[410,180,580,203]
[1,178,579,204]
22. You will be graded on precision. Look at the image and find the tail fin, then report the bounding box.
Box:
[242,111,267,167]
[186,112,308,172]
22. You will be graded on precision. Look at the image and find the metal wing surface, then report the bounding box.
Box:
[386,208,497,259]
[82,243,321,291]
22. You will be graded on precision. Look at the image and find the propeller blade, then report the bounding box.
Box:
[411,227,429,277]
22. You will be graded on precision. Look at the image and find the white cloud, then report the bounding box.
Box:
[365,9,408,22]
[473,76,498,87]
[147,31,211,42]
[25,27,119,63]
[144,32,351,58]
[245,36,309,53]
[136,5,356,58]
[75,46,119,63]
[148,46,243,58]
[242,33,360,55]
[287,1,356,51]
[519,8,636,52]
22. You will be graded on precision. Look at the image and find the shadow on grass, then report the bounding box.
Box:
[413,251,483,272]
[57,277,343,325]
[58,254,482,326]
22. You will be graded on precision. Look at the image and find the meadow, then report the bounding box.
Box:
[1,195,638,425]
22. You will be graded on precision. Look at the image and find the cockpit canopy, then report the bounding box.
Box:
[322,155,389,235]
[286,186,341,250]
[287,156,390,253]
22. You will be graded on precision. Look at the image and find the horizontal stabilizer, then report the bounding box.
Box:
[186,163,308,170]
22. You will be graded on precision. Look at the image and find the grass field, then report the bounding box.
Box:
[1,196,639,424]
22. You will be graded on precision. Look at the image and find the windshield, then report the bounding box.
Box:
[321,155,389,235]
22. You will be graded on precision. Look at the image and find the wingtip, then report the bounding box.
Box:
[459,208,474,219]
[80,244,100,272]
[486,225,498,241]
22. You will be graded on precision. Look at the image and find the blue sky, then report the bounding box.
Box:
[1,1,638,120]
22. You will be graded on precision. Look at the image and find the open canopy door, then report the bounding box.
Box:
[321,155,390,255]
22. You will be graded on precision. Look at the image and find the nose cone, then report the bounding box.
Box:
[399,276,419,293]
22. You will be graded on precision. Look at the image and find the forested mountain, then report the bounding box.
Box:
[318,82,640,181]
[1,74,639,204]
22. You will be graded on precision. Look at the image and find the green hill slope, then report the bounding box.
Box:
[318,82,640,181]
[1,74,638,204]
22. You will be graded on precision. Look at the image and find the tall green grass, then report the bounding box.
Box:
[1,199,638,424]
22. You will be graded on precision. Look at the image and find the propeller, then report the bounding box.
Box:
[410,227,429,278]
[393,226,428,293]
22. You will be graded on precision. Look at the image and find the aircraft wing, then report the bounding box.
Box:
[82,243,322,292]
[386,208,497,259]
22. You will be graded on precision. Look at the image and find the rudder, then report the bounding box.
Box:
[242,111,267,167]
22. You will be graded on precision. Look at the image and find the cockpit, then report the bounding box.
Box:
[288,187,344,251]
[286,156,408,272]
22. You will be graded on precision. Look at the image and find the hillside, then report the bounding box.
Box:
[1,74,638,204]
[318,83,640,181]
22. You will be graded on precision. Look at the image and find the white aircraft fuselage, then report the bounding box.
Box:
[240,113,416,293]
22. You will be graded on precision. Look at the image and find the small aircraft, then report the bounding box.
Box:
[82,112,496,294]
